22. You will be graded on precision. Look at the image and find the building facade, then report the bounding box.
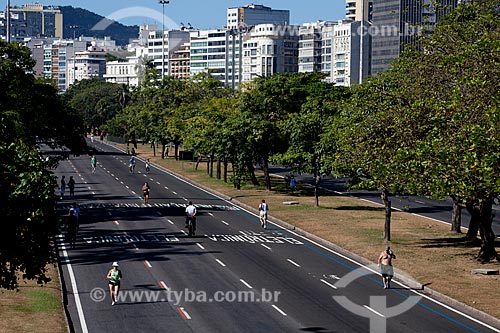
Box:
[145,29,190,77]
[241,24,298,84]
[371,0,458,75]
[104,57,141,87]
[66,45,107,89]
[227,4,289,29]
[346,0,373,22]
[0,3,63,40]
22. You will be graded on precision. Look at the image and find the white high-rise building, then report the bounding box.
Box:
[145,29,190,77]
[321,21,370,86]
[241,24,298,84]
[104,56,142,87]
[227,4,289,29]
[298,21,334,73]
[346,0,373,22]
[189,29,240,85]
[66,45,107,88]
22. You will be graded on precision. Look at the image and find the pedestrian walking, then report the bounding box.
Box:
[289,175,296,190]
[258,199,269,229]
[142,182,150,204]
[378,246,396,289]
[60,176,66,199]
[90,133,94,143]
[68,176,75,197]
[66,208,79,249]
[91,155,97,173]
[106,262,123,305]
[129,156,136,173]
[145,159,151,173]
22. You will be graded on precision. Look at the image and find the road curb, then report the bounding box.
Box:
[104,141,500,329]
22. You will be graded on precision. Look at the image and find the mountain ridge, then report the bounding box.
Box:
[61,6,138,45]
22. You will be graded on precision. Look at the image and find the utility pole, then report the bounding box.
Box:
[6,0,11,42]
[159,0,170,80]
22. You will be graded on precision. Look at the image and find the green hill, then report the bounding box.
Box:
[61,6,138,45]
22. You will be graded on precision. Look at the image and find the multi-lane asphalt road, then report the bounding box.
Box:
[55,141,500,333]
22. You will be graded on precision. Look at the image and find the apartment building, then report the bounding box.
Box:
[66,45,107,88]
[145,29,190,78]
[0,3,63,39]
[227,4,289,29]
[241,24,298,84]
[346,0,373,22]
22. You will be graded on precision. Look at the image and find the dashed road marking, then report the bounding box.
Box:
[221,220,229,225]
[177,307,191,320]
[261,244,272,250]
[272,305,287,316]
[167,219,174,225]
[240,279,253,289]
[144,260,152,268]
[114,221,119,225]
[196,243,205,250]
[320,279,337,290]
[207,213,214,217]
[158,280,169,290]
[215,259,226,267]
[287,259,301,267]
[364,305,385,317]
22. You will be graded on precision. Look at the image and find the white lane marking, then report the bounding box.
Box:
[320,279,337,290]
[156,181,161,185]
[207,213,214,217]
[113,221,119,225]
[120,181,124,184]
[167,219,174,225]
[272,305,287,316]
[125,186,129,189]
[196,243,205,250]
[131,191,136,195]
[59,237,88,332]
[364,305,385,317]
[177,307,191,320]
[182,197,188,201]
[215,259,226,267]
[110,174,114,177]
[415,200,425,204]
[92,192,96,195]
[144,260,152,268]
[287,259,301,267]
[150,178,154,182]
[133,244,139,251]
[87,186,91,190]
[172,191,178,195]
[221,220,229,225]
[107,212,112,216]
[261,244,272,250]
[143,174,147,177]
[159,280,169,290]
[240,279,253,289]
[164,186,169,190]
[180,230,187,235]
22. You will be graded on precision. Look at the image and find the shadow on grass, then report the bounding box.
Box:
[335,205,385,212]
[418,236,483,249]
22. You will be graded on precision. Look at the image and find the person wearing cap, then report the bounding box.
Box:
[378,246,396,289]
[106,262,123,305]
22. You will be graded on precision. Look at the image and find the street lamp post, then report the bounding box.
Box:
[159,0,170,80]
[6,0,10,43]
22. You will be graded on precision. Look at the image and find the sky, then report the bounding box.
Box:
[6,0,346,29]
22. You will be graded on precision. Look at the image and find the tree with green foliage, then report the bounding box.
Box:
[0,41,85,289]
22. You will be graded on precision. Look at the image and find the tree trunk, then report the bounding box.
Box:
[216,157,221,179]
[465,201,480,241]
[262,157,271,191]
[476,198,499,263]
[223,158,228,183]
[152,141,156,157]
[209,154,214,178]
[206,156,210,175]
[450,195,462,233]
[246,162,259,186]
[174,143,179,160]
[161,142,166,159]
[381,189,392,241]
[195,155,202,170]
[313,157,321,207]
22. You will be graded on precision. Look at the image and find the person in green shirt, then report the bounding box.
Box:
[106,262,123,305]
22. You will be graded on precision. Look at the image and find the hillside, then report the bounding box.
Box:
[61,6,138,45]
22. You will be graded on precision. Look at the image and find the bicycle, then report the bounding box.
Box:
[186,216,196,236]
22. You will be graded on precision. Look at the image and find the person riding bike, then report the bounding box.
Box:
[185,201,197,235]
[145,159,151,174]
[129,156,136,173]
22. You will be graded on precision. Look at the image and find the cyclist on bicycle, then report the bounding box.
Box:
[145,159,151,174]
[129,156,136,173]
[185,201,197,234]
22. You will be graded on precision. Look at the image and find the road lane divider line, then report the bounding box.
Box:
[216,259,226,267]
[364,305,385,317]
[196,243,205,250]
[181,230,187,235]
[164,186,169,190]
[58,236,88,332]
[261,244,272,250]
[156,181,161,185]
[177,307,191,320]
[207,213,214,217]
[182,197,188,201]
[272,305,287,316]
[113,221,119,225]
[320,279,337,290]
[158,280,169,290]
[144,260,152,268]
[167,219,174,225]
[221,220,229,225]
[287,259,301,267]
[172,191,178,195]
[240,279,253,289]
